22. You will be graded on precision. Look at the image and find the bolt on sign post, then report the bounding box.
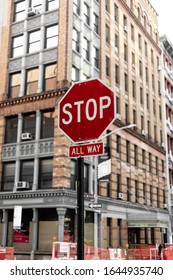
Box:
[58,79,116,260]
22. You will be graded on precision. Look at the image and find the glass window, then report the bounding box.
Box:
[39,158,53,189]
[26,68,38,95]
[71,160,77,190]
[13,1,25,22]
[11,35,24,57]
[1,162,15,191]
[73,0,80,15]
[83,37,90,61]
[83,2,90,25]
[8,72,21,98]
[106,24,110,44]
[93,13,98,34]
[46,0,59,11]
[28,30,40,53]
[72,66,79,82]
[106,56,110,77]
[93,47,99,69]
[30,0,42,12]
[72,28,80,53]
[5,116,18,143]
[45,25,58,48]
[23,113,36,138]
[41,110,55,138]
[20,160,34,184]
[44,63,57,91]
[114,4,119,22]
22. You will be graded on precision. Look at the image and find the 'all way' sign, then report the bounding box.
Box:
[69,142,104,158]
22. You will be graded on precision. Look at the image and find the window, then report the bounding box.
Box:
[116,96,120,113]
[73,0,80,15]
[13,1,25,22]
[125,103,129,124]
[83,2,90,25]
[93,47,99,69]
[152,74,155,90]
[20,160,34,184]
[115,34,119,49]
[72,28,80,53]
[114,4,119,23]
[5,116,18,144]
[141,115,144,130]
[8,72,21,98]
[46,0,59,11]
[115,64,119,85]
[11,35,24,57]
[28,30,40,53]
[123,15,127,29]
[133,110,136,128]
[149,153,152,172]
[106,24,110,44]
[140,87,143,104]
[105,0,109,12]
[145,41,148,57]
[155,156,158,175]
[1,162,15,191]
[124,73,128,92]
[30,0,42,12]
[106,56,110,77]
[142,149,145,164]
[117,174,121,194]
[23,113,36,139]
[147,93,149,109]
[72,66,79,82]
[117,135,121,154]
[145,67,148,83]
[134,145,138,166]
[139,60,142,76]
[132,80,136,98]
[138,34,142,50]
[26,68,38,95]
[41,110,55,138]
[39,158,53,189]
[135,180,138,202]
[124,44,127,61]
[131,24,134,41]
[132,52,135,65]
[126,140,130,163]
[127,178,130,201]
[153,100,156,115]
[93,13,99,34]
[151,49,154,64]
[44,63,57,91]
[83,37,90,61]
[84,164,89,193]
[147,120,150,137]
[45,25,58,48]
[71,160,77,190]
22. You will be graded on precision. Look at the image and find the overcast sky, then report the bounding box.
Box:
[150,0,173,42]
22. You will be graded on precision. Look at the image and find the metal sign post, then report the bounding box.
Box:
[77,157,84,260]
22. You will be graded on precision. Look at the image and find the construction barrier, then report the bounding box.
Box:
[0,247,15,260]
[51,242,173,260]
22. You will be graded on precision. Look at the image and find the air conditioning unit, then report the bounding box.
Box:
[16,181,30,190]
[132,63,135,69]
[115,47,119,53]
[116,152,120,159]
[142,164,146,170]
[141,130,146,136]
[117,192,123,199]
[162,173,166,178]
[116,113,122,121]
[21,132,32,141]
[124,26,128,33]
[164,203,167,209]
[158,65,162,71]
[161,142,165,148]
[28,7,39,17]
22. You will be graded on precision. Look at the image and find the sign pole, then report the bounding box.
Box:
[77,156,85,260]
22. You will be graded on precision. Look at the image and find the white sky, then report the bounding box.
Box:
[150,0,173,42]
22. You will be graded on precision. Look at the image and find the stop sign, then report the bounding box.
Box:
[58,78,116,143]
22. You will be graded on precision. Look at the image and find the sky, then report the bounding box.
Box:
[150,0,173,42]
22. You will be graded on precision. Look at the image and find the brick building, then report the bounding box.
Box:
[0,0,171,259]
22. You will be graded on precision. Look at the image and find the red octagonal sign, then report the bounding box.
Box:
[58,78,116,143]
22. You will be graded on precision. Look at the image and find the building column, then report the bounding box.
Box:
[1,209,8,246]
[14,114,23,191]
[30,208,38,260]
[33,110,41,191]
[56,208,66,242]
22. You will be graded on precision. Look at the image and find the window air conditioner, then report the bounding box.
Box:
[161,142,165,148]
[162,173,166,178]
[141,130,146,136]
[21,132,32,140]
[116,113,122,121]
[117,192,123,199]
[16,181,30,190]
[142,164,146,170]
[157,66,162,71]
[163,203,167,209]
[124,26,128,33]
[28,7,39,17]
